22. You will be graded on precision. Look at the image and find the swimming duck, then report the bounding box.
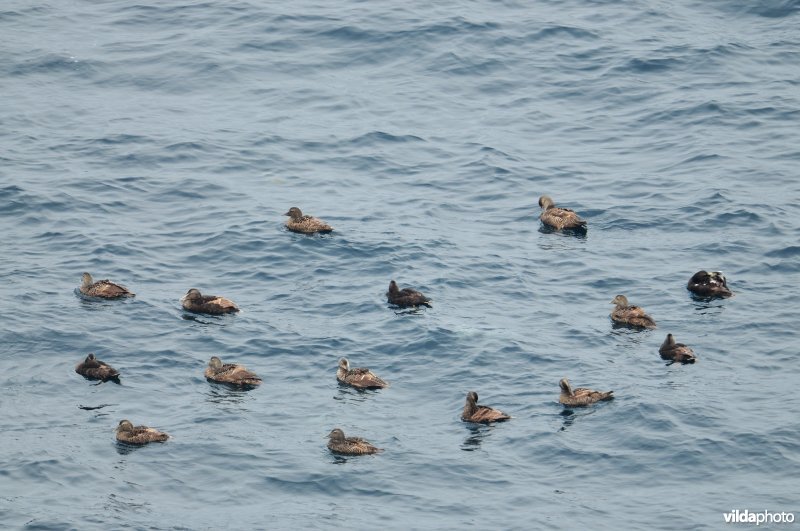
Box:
[115,420,169,445]
[461,391,511,424]
[205,356,262,386]
[284,207,333,234]
[337,358,388,389]
[181,288,240,315]
[75,353,120,382]
[610,294,656,329]
[687,270,732,298]
[559,378,614,407]
[79,272,134,299]
[538,195,587,231]
[326,428,382,455]
[387,280,431,308]
[659,333,697,363]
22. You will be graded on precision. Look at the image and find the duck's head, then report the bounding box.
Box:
[285,207,303,219]
[208,356,223,369]
[538,195,555,210]
[388,280,399,294]
[710,271,728,285]
[327,428,345,441]
[85,353,96,362]
[116,419,134,434]
[466,391,478,405]
[611,294,629,307]
[663,333,676,347]
[182,288,202,302]
[81,272,93,288]
[338,358,350,371]
[559,378,572,395]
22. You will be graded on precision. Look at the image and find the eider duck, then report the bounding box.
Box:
[75,353,120,382]
[337,357,388,389]
[115,420,169,445]
[79,272,134,299]
[326,428,382,455]
[538,195,587,232]
[284,207,333,234]
[610,294,656,329]
[205,356,262,386]
[687,270,732,298]
[387,280,431,308]
[659,333,697,364]
[461,391,511,424]
[559,378,614,407]
[181,288,240,315]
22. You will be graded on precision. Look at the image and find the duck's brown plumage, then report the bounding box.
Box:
[181,288,239,315]
[559,378,614,407]
[687,270,732,298]
[337,358,388,389]
[75,353,120,381]
[284,207,333,234]
[461,391,511,424]
[326,428,382,455]
[115,420,169,445]
[659,334,697,363]
[538,195,587,231]
[205,356,262,386]
[387,280,431,308]
[610,294,656,329]
[79,272,134,299]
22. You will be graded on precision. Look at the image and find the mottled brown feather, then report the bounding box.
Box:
[75,353,120,381]
[461,391,511,423]
[80,273,134,299]
[659,334,697,363]
[337,358,388,389]
[610,295,656,329]
[205,356,262,386]
[538,195,587,231]
[326,428,382,455]
[115,420,169,445]
[559,378,614,407]
[284,207,333,234]
[181,288,239,315]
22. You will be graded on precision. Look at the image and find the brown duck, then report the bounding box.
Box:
[79,272,134,299]
[181,288,240,315]
[326,428,382,455]
[659,333,697,363]
[687,270,732,298]
[75,353,120,382]
[205,356,262,386]
[559,378,614,407]
[387,280,431,308]
[461,391,511,424]
[337,358,388,389]
[538,195,587,231]
[610,294,656,329]
[284,207,333,234]
[115,420,169,445]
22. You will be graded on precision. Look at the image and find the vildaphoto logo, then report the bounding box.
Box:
[723,509,795,525]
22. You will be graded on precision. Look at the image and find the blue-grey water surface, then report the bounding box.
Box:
[2,1,800,529]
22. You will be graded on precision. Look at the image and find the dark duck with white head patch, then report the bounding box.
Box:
[687,270,732,298]
[284,207,333,234]
[386,280,431,308]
